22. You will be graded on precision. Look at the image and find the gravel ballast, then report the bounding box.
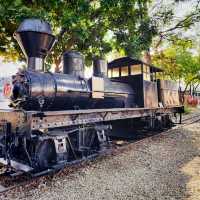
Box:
[1,109,200,200]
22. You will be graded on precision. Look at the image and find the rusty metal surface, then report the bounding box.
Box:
[160,80,179,90]
[91,77,104,99]
[143,81,158,108]
[0,109,28,132]
[159,80,180,106]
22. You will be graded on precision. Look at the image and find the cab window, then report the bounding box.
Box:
[151,72,156,82]
[130,64,142,75]
[121,66,129,76]
[112,67,119,77]
[143,65,151,81]
[144,73,151,81]
[108,69,112,78]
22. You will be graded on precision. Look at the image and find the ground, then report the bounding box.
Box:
[1,109,200,200]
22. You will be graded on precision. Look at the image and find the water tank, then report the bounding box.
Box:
[63,51,84,77]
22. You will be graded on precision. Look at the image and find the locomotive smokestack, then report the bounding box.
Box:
[14,19,56,71]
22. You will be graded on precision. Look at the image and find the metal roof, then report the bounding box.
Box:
[108,57,163,72]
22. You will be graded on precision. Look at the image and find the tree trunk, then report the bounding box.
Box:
[143,49,152,64]
[54,56,62,73]
[53,37,75,73]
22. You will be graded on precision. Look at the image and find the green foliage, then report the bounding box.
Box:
[150,0,200,53]
[152,36,200,91]
[0,0,154,70]
[183,105,192,115]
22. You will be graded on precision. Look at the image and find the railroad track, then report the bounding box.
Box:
[178,113,200,127]
[113,113,200,149]
[0,113,200,195]
[112,113,200,146]
[183,113,200,121]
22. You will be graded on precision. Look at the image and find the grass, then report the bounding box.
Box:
[183,104,196,115]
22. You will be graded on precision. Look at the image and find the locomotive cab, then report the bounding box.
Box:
[108,57,162,108]
[108,57,181,108]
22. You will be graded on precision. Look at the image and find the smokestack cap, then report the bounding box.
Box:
[14,18,56,71]
[16,18,53,35]
[14,19,55,59]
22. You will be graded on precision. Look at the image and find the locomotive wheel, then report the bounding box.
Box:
[35,139,57,170]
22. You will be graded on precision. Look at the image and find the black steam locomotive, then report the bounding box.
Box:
[0,19,183,174]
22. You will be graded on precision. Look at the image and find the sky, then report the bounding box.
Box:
[0,59,19,77]
[0,0,199,78]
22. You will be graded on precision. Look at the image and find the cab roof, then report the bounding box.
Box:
[108,56,163,73]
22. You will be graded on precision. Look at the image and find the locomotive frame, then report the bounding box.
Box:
[0,105,183,174]
[0,106,183,132]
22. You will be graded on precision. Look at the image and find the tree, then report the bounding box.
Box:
[136,0,200,65]
[0,0,154,71]
[152,37,200,97]
[150,0,200,50]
